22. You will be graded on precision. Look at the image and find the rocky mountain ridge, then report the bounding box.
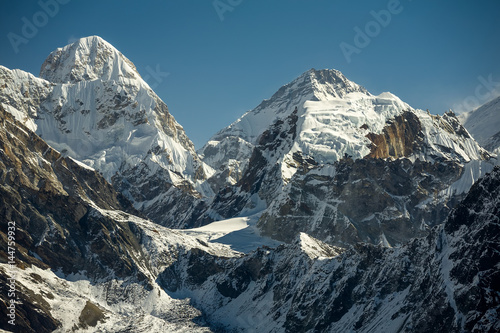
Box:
[159,165,500,332]
[0,104,237,332]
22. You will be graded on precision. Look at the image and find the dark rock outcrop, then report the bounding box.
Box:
[259,157,464,246]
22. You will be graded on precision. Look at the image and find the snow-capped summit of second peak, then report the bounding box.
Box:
[39,35,141,84]
[305,68,369,100]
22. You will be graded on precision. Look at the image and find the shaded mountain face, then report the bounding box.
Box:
[200,69,493,246]
[0,105,145,331]
[0,36,214,228]
[0,105,143,279]
[458,95,500,156]
[160,166,500,333]
[0,105,237,332]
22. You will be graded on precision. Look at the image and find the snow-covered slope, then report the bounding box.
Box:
[179,214,282,253]
[458,95,500,156]
[0,36,214,227]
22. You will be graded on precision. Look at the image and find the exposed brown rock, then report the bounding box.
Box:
[365,111,424,159]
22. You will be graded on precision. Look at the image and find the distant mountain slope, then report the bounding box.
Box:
[458,95,500,156]
[0,36,214,228]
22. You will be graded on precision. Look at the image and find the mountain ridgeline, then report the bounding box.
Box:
[0,36,499,332]
[0,36,495,246]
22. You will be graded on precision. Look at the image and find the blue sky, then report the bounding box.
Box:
[1,0,499,148]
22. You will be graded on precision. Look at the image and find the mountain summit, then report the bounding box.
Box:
[210,68,369,144]
[40,36,141,84]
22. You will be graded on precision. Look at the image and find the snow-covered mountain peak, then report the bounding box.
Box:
[297,232,344,259]
[201,68,492,208]
[279,68,370,101]
[257,68,370,112]
[210,68,369,144]
[40,35,141,84]
[1,36,217,227]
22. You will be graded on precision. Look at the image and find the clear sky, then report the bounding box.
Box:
[1,0,499,148]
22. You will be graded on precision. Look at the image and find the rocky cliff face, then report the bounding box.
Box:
[162,166,500,333]
[365,110,424,159]
[258,157,465,246]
